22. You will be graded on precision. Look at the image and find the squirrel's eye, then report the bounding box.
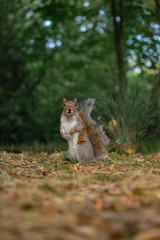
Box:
[74,104,76,107]
[64,104,66,106]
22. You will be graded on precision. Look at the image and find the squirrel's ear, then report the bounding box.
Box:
[73,98,77,104]
[63,98,67,104]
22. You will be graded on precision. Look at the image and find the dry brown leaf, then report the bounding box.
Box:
[41,199,60,214]
[62,183,73,190]
[62,213,78,229]
[125,148,136,154]
[72,225,97,238]
[85,216,108,228]
[94,197,104,211]
[1,151,160,240]
[109,165,115,171]
[109,222,126,238]
[133,228,160,240]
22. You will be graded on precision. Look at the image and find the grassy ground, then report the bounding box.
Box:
[0,151,160,240]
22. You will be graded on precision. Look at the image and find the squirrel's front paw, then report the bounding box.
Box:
[70,126,76,134]
[60,130,69,140]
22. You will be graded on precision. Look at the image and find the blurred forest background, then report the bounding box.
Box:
[0,0,160,152]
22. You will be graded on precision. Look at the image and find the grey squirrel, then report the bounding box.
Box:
[60,98,109,165]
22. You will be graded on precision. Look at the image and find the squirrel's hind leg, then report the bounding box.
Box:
[68,148,79,163]
[76,144,95,165]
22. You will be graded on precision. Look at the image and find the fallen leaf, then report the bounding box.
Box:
[133,228,160,240]
[94,197,104,211]
[109,165,115,171]
[72,225,97,238]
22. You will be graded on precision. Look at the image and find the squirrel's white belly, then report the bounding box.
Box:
[62,116,79,162]
[68,132,79,162]
[62,116,77,135]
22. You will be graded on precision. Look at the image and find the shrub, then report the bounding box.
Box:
[97,91,157,153]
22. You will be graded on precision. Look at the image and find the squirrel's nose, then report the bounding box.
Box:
[68,109,71,113]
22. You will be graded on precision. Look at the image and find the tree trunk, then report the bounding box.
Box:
[155,0,160,19]
[110,0,127,101]
[149,0,160,137]
[155,0,160,92]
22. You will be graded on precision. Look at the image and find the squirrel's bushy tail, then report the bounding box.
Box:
[78,99,109,158]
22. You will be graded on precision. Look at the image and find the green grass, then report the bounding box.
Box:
[140,138,160,153]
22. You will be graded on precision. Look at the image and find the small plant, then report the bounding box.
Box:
[98,91,156,153]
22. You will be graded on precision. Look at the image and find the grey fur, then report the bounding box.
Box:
[60,98,109,165]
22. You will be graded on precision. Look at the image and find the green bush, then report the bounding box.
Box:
[97,91,158,152]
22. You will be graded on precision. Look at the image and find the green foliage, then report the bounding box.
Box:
[97,89,157,151]
[140,139,160,153]
[116,136,128,145]
[0,0,159,148]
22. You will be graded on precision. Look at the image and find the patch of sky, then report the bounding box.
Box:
[127,56,132,63]
[75,16,86,24]
[87,23,93,29]
[46,42,55,49]
[143,37,151,44]
[156,44,160,51]
[79,23,93,32]
[97,22,106,28]
[153,35,160,41]
[142,45,148,51]
[145,60,152,67]
[127,39,133,45]
[152,28,159,34]
[116,16,121,22]
[83,1,90,7]
[148,48,153,54]
[26,11,34,18]
[153,52,158,57]
[128,50,137,67]
[46,37,55,49]
[56,40,62,47]
[98,28,104,34]
[134,67,142,73]
[150,23,160,29]
[38,2,44,8]
[145,52,150,56]
[99,10,105,16]
[80,25,87,32]
[136,34,143,41]
[43,20,52,27]
[144,9,151,15]
[132,54,137,61]
[29,39,35,45]
[95,22,106,34]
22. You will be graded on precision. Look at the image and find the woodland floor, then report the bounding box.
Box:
[0,151,160,240]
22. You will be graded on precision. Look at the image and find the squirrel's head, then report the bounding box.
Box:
[63,98,77,116]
